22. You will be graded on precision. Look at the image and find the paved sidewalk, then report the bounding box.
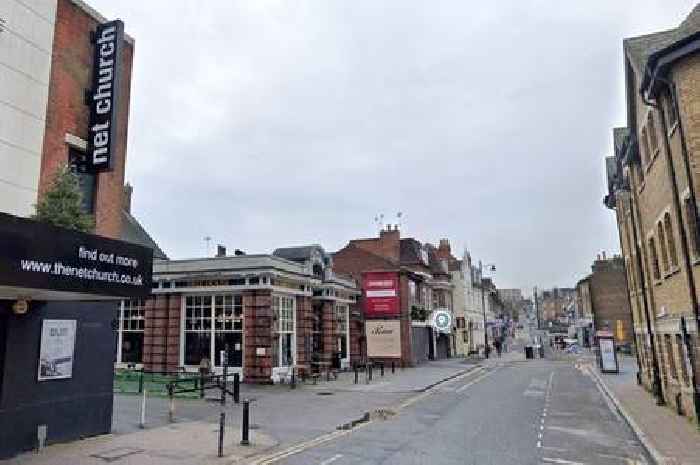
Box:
[4,358,474,465]
[590,355,700,465]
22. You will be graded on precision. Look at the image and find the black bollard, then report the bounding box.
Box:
[240,400,250,446]
[200,373,205,399]
[291,368,296,390]
[380,363,384,377]
[233,373,240,403]
[218,412,225,457]
[369,363,373,381]
[391,361,395,374]
[354,365,358,384]
[138,370,144,393]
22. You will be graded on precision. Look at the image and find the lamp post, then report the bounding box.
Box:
[480,262,496,359]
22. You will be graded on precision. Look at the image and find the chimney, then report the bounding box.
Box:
[123,183,133,213]
[437,238,451,259]
[216,244,227,257]
[602,251,607,260]
[596,253,601,261]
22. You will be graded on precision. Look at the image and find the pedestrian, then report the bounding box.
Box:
[494,339,502,357]
[199,354,211,377]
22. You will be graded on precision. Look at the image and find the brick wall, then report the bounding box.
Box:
[590,258,634,345]
[40,0,133,239]
[243,291,273,383]
[143,294,180,372]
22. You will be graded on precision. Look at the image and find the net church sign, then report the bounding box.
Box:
[87,20,124,172]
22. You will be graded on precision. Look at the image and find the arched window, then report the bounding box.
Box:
[664,213,678,268]
[649,237,661,281]
[657,222,669,272]
[684,197,700,257]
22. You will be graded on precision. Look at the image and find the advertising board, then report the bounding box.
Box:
[363,271,399,316]
[366,320,401,358]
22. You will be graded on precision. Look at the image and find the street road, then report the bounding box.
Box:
[270,360,649,465]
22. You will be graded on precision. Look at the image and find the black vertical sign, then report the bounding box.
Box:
[87,20,124,172]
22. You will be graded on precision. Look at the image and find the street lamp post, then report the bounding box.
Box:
[480,262,496,359]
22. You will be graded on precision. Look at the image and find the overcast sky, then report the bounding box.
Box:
[91,0,698,292]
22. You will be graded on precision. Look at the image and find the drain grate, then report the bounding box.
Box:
[90,447,144,463]
[316,391,334,396]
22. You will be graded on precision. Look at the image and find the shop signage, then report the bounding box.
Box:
[432,309,452,333]
[366,320,401,358]
[599,337,618,373]
[0,212,152,299]
[363,271,399,316]
[87,20,124,172]
[38,319,76,381]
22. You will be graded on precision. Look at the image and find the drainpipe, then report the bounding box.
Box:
[627,182,665,405]
[645,81,700,420]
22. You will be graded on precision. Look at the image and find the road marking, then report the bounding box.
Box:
[542,458,585,465]
[537,441,542,448]
[319,454,343,465]
[455,367,497,393]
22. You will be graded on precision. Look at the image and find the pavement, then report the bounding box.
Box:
[3,358,478,465]
[586,355,700,465]
[269,357,648,465]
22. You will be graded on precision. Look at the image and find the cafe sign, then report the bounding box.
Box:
[366,320,401,358]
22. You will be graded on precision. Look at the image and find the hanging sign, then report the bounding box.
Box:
[87,20,124,172]
[432,309,452,333]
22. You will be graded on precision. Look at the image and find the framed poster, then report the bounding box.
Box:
[599,337,618,373]
[38,320,77,381]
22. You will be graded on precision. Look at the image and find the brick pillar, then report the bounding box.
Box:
[296,296,313,367]
[143,295,168,372]
[165,295,181,371]
[243,291,273,383]
[349,302,363,364]
[399,273,413,367]
[321,300,337,365]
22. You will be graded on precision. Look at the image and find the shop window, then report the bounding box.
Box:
[120,300,144,364]
[649,237,660,280]
[684,197,700,258]
[272,295,295,367]
[664,213,678,268]
[184,294,243,366]
[657,222,669,272]
[665,334,677,380]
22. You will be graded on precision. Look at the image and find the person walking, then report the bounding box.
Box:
[494,338,502,357]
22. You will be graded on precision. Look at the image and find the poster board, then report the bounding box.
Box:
[38,319,77,381]
[599,337,618,373]
[366,320,401,358]
[363,271,399,317]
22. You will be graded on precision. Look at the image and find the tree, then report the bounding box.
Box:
[33,164,95,233]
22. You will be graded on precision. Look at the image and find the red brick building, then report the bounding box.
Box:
[117,246,360,383]
[333,225,451,366]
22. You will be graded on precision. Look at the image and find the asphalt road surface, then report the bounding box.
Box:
[270,360,649,465]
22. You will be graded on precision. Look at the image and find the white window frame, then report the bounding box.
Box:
[335,303,350,367]
[272,294,296,369]
[116,299,145,367]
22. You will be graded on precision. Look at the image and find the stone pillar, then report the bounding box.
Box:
[243,291,273,383]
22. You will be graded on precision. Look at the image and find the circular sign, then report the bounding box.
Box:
[432,310,452,332]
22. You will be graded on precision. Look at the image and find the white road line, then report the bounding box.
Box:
[319,454,343,465]
[455,368,497,393]
[541,458,585,465]
[537,441,542,448]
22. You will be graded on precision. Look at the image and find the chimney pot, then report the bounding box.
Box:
[216,245,227,257]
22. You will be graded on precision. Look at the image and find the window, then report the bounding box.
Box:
[665,334,677,380]
[657,222,669,272]
[408,280,417,307]
[463,330,469,343]
[647,113,659,154]
[676,334,690,386]
[649,237,661,281]
[272,295,295,367]
[69,148,96,214]
[640,127,650,167]
[184,294,243,366]
[120,300,145,364]
[664,213,678,268]
[684,197,700,257]
[335,304,349,360]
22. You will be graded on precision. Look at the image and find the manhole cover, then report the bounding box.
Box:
[90,447,144,463]
[317,392,334,396]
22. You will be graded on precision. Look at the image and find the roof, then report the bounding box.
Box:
[399,238,424,264]
[624,4,700,73]
[272,245,326,262]
[120,210,168,260]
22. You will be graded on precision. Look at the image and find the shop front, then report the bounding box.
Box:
[0,213,153,458]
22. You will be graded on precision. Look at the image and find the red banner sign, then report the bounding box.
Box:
[363,271,399,316]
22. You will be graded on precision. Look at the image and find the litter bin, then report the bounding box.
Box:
[524,346,533,359]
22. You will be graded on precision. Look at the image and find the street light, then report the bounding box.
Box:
[480,262,496,359]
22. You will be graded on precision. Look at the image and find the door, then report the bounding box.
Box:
[215,332,243,367]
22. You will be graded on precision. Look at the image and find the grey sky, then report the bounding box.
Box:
[91,0,698,291]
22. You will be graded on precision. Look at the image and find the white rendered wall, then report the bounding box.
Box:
[0,0,56,216]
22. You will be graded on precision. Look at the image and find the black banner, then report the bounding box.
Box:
[87,20,124,172]
[0,212,152,298]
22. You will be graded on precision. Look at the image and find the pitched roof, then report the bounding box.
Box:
[120,210,168,260]
[272,245,326,262]
[624,4,700,73]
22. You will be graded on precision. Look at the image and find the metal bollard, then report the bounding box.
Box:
[138,370,144,393]
[369,363,373,381]
[218,412,225,457]
[354,365,358,384]
[200,373,205,399]
[168,384,175,423]
[234,373,240,403]
[380,363,384,377]
[391,361,395,374]
[139,389,147,429]
[240,400,250,446]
